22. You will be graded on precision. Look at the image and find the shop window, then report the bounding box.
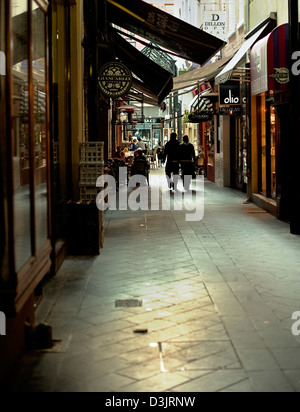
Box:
[258,95,267,196]
[32,2,48,251]
[10,0,50,272]
[257,95,278,200]
[270,106,276,200]
[51,1,72,250]
[0,0,7,278]
[11,0,32,271]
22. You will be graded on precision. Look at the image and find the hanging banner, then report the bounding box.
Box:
[250,24,290,96]
[203,11,227,42]
[98,62,132,99]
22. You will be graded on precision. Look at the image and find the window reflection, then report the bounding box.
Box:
[12,0,32,271]
[32,2,48,251]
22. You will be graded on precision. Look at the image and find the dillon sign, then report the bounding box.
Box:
[203,11,227,42]
[219,81,241,106]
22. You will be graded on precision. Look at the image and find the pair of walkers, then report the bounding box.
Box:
[163,132,196,191]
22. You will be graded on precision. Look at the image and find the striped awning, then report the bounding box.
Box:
[189,93,214,114]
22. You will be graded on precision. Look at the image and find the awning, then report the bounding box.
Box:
[106,0,226,66]
[250,24,289,96]
[172,56,233,93]
[129,79,161,106]
[110,28,173,105]
[189,93,214,114]
[215,21,273,85]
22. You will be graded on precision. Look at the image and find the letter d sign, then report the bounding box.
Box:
[0,311,6,336]
[212,14,220,22]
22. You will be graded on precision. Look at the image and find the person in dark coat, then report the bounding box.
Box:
[163,132,180,190]
[180,135,196,191]
[156,142,165,167]
[131,149,150,185]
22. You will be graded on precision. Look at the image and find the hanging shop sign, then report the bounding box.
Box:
[219,106,243,116]
[219,81,241,106]
[188,112,213,123]
[203,11,227,42]
[98,62,132,98]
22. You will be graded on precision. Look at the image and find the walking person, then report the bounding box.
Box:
[163,132,180,190]
[156,141,165,167]
[180,135,196,191]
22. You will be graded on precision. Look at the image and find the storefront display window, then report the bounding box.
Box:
[270,107,276,200]
[32,2,48,252]
[231,115,247,190]
[0,0,7,280]
[259,95,267,196]
[11,0,32,271]
[9,0,50,273]
[257,94,278,200]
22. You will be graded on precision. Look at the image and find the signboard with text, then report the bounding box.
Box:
[219,106,243,116]
[98,62,132,99]
[219,81,241,106]
[203,11,227,42]
[188,112,213,123]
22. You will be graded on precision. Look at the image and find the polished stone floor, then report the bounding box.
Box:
[6,171,300,392]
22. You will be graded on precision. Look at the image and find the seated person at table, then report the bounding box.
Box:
[131,149,149,179]
[131,138,139,151]
[112,146,125,160]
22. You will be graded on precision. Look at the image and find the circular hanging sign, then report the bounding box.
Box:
[98,62,132,98]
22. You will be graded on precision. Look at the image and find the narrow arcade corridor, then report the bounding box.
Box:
[7,172,300,392]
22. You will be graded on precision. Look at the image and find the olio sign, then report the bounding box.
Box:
[223,90,240,104]
[219,81,241,106]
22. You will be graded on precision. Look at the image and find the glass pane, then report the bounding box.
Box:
[11,0,32,271]
[260,96,267,196]
[32,2,48,251]
[270,107,276,200]
[51,3,69,243]
[0,0,7,278]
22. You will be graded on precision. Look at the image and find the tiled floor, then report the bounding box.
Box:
[6,171,300,392]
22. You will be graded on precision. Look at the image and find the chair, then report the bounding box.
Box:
[126,156,134,166]
[149,149,158,170]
